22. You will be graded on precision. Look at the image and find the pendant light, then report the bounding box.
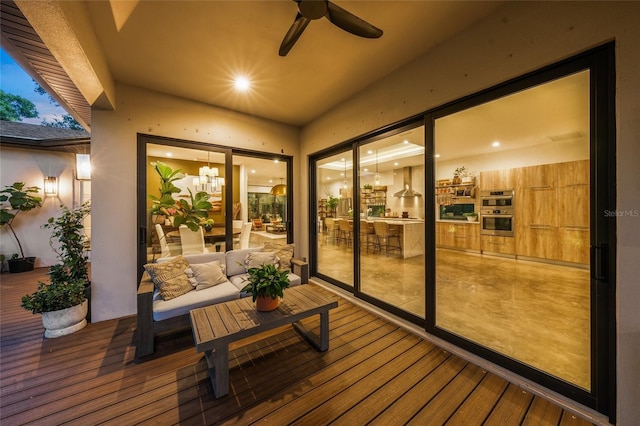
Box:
[270,178,286,196]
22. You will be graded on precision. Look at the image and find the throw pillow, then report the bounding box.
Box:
[244,251,279,271]
[144,256,192,301]
[189,260,228,291]
[262,242,294,270]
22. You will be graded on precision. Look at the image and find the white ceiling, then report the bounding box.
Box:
[84,0,503,126]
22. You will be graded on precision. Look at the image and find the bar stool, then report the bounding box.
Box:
[338,219,353,248]
[360,220,376,253]
[373,221,401,256]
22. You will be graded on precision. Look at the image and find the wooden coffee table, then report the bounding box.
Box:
[189,285,338,398]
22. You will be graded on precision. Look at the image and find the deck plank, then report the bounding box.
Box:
[0,268,596,426]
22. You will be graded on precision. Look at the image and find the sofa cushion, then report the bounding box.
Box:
[225,247,262,276]
[189,260,227,291]
[152,281,240,321]
[262,242,295,270]
[244,251,279,270]
[144,256,192,301]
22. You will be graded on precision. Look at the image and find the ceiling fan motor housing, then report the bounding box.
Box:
[299,0,328,20]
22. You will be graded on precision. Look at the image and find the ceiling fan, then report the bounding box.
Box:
[279,0,383,57]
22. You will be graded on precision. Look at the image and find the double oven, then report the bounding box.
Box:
[480,189,515,237]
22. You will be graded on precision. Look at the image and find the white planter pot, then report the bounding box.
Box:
[41,300,88,338]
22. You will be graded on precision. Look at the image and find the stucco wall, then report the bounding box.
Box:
[0,147,76,267]
[90,82,299,323]
[299,2,639,423]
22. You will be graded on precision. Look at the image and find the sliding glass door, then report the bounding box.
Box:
[315,149,354,288]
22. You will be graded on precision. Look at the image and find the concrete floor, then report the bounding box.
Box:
[316,237,590,391]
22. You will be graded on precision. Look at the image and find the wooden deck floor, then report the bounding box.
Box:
[0,268,594,425]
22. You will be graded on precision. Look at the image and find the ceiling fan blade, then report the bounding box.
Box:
[325,1,383,39]
[279,12,311,56]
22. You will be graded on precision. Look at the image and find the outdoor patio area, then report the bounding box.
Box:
[0,268,595,425]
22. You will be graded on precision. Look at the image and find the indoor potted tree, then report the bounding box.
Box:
[21,201,91,337]
[149,161,184,224]
[326,195,340,217]
[240,263,290,311]
[0,182,43,273]
[174,189,213,231]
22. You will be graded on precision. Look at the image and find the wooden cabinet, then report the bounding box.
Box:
[436,222,480,251]
[513,160,589,265]
[480,235,515,255]
[557,160,589,264]
[480,169,515,190]
[515,163,559,260]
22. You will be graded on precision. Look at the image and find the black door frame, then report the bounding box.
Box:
[136,134,293,281]
[424,43,616,419]
[308,42,616,419]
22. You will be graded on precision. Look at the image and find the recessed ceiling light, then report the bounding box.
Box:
[367,150,373,154]
[403,140,409,144]
[434,154,441,158]
[166,152,173,157]
[269,179,273,183]
[274,159,279,163]
[234,76,250,91]
[364,168,369,172]
[492,141,501,147]
[394,162,399,166]
[251,170,256,173]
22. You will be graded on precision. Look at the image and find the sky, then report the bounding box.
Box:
[1,47,69,125]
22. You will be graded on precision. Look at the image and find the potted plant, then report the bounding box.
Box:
[326,195,339,216]
[0,182,43,273]
[149,161,184,224]
[240,263,290,311]
[464,212,478,222]
[21,202,91,337]
[200,218,215,231]
[362,184,373,193]
[453,167,466,184]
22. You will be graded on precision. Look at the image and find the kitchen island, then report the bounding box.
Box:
[369,218,425,258]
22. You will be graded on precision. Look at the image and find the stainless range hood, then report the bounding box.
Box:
[393,167,422,197]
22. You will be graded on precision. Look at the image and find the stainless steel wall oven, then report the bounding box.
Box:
[480,189,515,237]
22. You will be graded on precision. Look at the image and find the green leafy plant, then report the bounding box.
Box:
[149,161,184,215]
[240,263,290,302]
[453,166,466,178]
[20,278,86,314]
[326,195,340,211]
[0,182,43,259]
[174,189,213,231]
[43,202,91,284]
[463,212,478,218]
[21,202,90,314]
[362,184,373,190]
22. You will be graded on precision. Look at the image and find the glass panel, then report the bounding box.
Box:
[146,144,226,260]
[316,150,354,287]
[237,156,288,247]
[434,71,591,389]
[359,127,426,317]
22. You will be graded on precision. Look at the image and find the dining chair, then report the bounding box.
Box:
[155,224,182,259]
[179,225,208,255]
[237,222,253,249]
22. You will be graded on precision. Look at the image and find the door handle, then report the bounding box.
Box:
[591,244,607,281]
[139,226,147,245]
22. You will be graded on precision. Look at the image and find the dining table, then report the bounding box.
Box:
[166,226,241,247]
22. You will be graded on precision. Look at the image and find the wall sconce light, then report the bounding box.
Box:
[76,153,91,180]
[44,176,58,196]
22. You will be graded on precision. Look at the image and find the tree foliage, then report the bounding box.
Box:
[0,89,38,121]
